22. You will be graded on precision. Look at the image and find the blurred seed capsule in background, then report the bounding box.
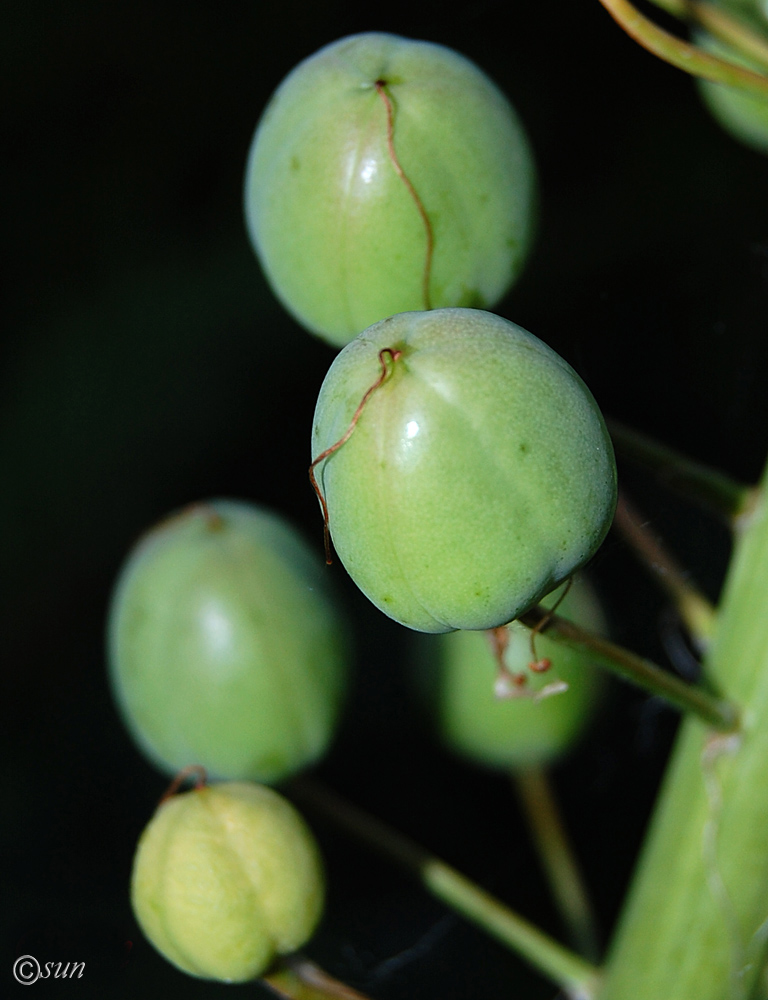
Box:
[108,499,350,783]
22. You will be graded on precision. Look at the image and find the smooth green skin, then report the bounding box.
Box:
[711,0,768,23]
[419,577,606,769]
[600,464,768,1000]
[131,782,324,982]
[244,32,536,347]
[697,29,768,154]
[312,309,617,633]
[108,500,349,783]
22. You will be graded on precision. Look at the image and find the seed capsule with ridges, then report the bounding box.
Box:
[131,781,325,982]
[311,308,617,633]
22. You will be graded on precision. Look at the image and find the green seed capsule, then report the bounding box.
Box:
[311,308,617,633]
[131,781,325,982]
[416,578,606,769]
[108,500,349,783]
[244,32,536,347]
[696,29,768,155]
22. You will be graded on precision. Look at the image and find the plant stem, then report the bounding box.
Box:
[599,464,768,1000]
[263,957,372,1000]
[597,0,768,97]
[607,419,756,524]
[513,766,600,962]
[647,0,768,72]
[516,606,740,732]
[613,490,716,648]
[290,778,601,999]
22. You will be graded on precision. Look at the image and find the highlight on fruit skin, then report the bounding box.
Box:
[244,32,536,347]
[414,577,607,770]
[108,499,350,783]
[131,780,325,982]
[311,308,617,634]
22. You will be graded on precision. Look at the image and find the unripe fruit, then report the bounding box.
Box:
[108,500,349,783]
[244,32,536,347]
[311,308,617,633]
[696,29,768,154]
[416,577,606,769]
[131,781,324,982]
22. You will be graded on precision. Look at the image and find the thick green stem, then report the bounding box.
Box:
[599,467,768,1000]
[290,778,601,999]
[517,606,740,732]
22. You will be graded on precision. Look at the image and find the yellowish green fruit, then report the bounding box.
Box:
[418,577,606,769]
[244,32,536,346]
[311,308,617,633]
[108,499,349,783]
[131,781,324,982]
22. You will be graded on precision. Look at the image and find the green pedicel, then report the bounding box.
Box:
[422,577,606,769]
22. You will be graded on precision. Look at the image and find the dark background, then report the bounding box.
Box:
[2,1,767,997]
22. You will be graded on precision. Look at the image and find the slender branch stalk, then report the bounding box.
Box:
[263,957,372,1000]
[516,606,740,732]
[290,778,601,999]
[647,0,768,72]
[597,0,768,96]
[513,767,600,962]
[645,0,688,14]
[608,419,756,524]
[613,490,716,648]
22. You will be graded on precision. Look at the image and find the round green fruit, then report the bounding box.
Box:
[244,32,536,347]
[131,781,324,982]
[108,500,349,783]
[416,577,606,769]
[311,308,617,633]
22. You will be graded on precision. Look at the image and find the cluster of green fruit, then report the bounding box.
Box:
[110,33,618,985]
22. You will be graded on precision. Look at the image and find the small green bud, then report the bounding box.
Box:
[108,500,349,783]
[244,32,536,346]
[131,781,325,982]
[311,308,617,633]
[416,578,606,769]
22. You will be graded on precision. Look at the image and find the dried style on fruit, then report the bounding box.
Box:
[311,308,617,632]
[245,32,536,345]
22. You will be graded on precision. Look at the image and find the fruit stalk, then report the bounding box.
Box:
[513,766,599,961]
[517,606,739,731]
[291,778,601,998]
[607,419,754,524]
[597,0,768,96]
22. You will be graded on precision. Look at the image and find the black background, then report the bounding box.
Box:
[2,1,767,997]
